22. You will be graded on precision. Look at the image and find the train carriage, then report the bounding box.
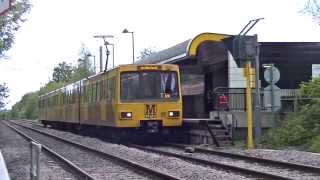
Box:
[39,64,182,135]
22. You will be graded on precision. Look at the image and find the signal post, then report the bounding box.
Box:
[223,18,263,149]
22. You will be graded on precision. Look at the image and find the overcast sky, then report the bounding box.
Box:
[1,0,320,108]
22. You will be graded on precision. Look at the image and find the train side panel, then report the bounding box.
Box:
[79,70,117,126]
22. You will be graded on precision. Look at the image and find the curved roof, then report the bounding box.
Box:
[135,32,230,64]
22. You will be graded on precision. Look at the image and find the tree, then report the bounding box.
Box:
[0,0,31,110]
[52,61,73,83]
[10,92,38,119]
[0,83,9,110]
[71,44,94,82]
[0,0,31,58]
[77,44,93,71]
[137,47,157,60]
[266,78,320,152]
[303,0,320,24]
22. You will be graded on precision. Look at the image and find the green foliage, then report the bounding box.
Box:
[52,62,73,83]
[0,0,31,110]
[311,135,320,152]
[39,81,65,95]
[0,0,31,57]
[300,78,320,97]
[0,44,95,120]
[266,78,320,152]
[10,92,38,119]
[70,66,92,82]
[0,110,10,120]
[77,44,94,73]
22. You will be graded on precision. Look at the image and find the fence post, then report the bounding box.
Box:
[30,142,41,180]
[293,94,298,112]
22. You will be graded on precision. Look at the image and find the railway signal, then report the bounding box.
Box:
[223,18,264,149]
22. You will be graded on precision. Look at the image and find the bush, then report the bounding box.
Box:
[311,135,320,153]
[266,78,320,152]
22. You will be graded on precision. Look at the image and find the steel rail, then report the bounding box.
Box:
[9,121,181,180]
[167,143,320,174]
[128,144,294,180]
[3,121,95,180]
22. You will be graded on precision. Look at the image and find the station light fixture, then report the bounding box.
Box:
[122,28,135,64]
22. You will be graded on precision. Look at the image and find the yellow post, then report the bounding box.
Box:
[245,61,254,149]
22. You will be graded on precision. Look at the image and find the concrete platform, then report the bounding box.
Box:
[183,118,221,123]
[0,150,10,180]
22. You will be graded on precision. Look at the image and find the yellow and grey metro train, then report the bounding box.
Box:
[39,64,182,135]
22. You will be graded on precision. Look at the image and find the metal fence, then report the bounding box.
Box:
[213,87,299,112]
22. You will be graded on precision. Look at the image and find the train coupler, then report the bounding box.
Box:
[140,120,162,133]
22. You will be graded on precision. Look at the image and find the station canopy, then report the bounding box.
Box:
[135,33,231,65]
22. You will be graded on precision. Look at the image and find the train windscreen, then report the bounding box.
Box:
[121,71,179,102]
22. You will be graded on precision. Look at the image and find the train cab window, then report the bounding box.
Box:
[120,71,179,102]
[160,72,179,98]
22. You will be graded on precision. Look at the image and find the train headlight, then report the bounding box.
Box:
[168,111,180,118]
[120,112,132,119]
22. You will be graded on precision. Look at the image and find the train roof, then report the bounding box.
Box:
[39,64,179,98]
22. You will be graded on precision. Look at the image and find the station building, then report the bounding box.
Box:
[135,32,320,141]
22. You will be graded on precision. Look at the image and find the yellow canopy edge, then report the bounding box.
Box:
[187,33,230,57]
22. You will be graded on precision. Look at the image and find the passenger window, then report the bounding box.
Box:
[92,83,96,102]
[97,81,101,101]
[109,77,115,101]
[106,79,109,100]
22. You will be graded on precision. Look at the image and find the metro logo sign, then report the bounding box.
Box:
[145,104,156,119]
[0,0,10,16]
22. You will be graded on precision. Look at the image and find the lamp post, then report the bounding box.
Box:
[105,42,115,68]
[93,35,114,71]
[122,28,135,63]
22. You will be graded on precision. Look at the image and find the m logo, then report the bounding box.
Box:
[145,104,156,118]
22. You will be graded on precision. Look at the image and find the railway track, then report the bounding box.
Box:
[3,121,93,180]
[168,143,320,174]
[128,144,320,180]
[7,121,180,180]
[14,120,320,179]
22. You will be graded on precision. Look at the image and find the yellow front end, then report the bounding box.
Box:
[114,64,182,131]
[115,102,182,128]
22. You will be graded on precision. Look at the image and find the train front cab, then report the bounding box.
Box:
[115,64,183,134]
